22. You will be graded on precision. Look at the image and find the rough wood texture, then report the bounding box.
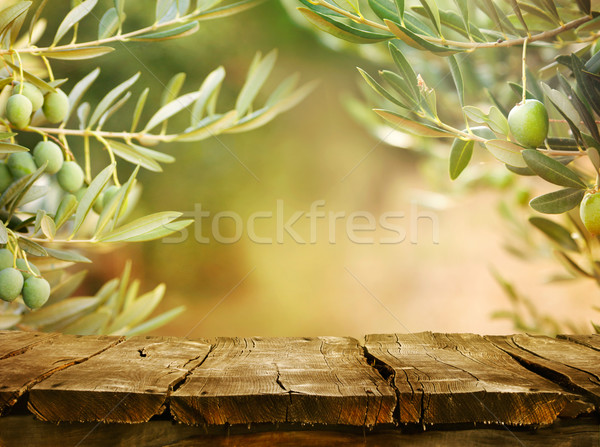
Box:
[364,332,592,426]
[1,330,600,436]
[0,415,598,447]
[170,337,396,427]
[488,334,600,406]
[28,335,211,423]
[0,334,121,415]
[558,334,600,351]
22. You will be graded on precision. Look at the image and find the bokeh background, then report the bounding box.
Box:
[41,0,598,337]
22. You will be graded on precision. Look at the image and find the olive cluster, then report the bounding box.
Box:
[5,82,69,129]
[0,140,85,194]
[0,248,50,308]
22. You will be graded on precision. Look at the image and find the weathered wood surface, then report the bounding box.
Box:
[488,334,600,406]
[0,332,122,416]
[0,415,598,447]
[0,330,599,436]
[28,336,211,423]
[364,333,594,425]
[171,336,396,426]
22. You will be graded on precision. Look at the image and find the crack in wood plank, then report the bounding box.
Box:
[27,336,211,423]
[0,334,124,416]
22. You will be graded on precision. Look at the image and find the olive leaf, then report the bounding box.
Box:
[374,109,452,137]
[522,149,587,189]
[529,188,585,214]
[449,138,473,180]
[53,0,98,45]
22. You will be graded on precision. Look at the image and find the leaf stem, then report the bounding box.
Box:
[27,126,173,142]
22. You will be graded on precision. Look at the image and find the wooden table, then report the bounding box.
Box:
[0,331,599,446]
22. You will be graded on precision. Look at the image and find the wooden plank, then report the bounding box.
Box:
[488,334,600,406]
[0,331,58,360]
[28,336,211,423]
[0,415,598,447]
[558,334,600,351]
[171,337,396,426]
[364,333,589,426]
[0,334,121,415]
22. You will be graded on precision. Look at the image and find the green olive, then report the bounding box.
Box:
[22,276,50,309]
[16,258,40,279]
[7,152,37,178]
[507,99,549,148]
[17,82,44,111]
[0,162,13,192]
[57,161,84,193]
[42,89,69,123]
[6,94,32,129]
[0,248,13,270]
[0,267,23,302]
[33,140,64,174]
[580,192,600,235]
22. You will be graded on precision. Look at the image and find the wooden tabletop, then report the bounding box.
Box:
[0,331,599,445]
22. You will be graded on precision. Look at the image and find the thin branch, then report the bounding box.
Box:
[310,0,594,50]
[28,126,173,143]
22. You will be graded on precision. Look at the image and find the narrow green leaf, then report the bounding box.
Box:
[388,42,419,99]
[357,68,409,109]
[49,270,88,303]
[485,139,526,167]
[130,21,199,41]
[119,218,193,242]
[144,91,202,132]
[45,247,91,263]
[374,109,452,137]
[194,0,262,21]
[161,73,186,107]
[98,7,119,40]
[449,138,474,180]
[21,296,99,327]
[529,188,585,215]
[53,0,98,45]
[41,214,56,240]
[106,140,162,171]
[106,283,165,334]
[448,55,464,107]
[236,50,277,117]
[226,81,316,134]
[0,2,31,38]
[124,305,186,336]
[62,307,111,335]
[66,67,100,123]
[541,83,580,131]
[384,19,464,55]
[71,163,115,237]
[130,87,149,133]
[95,165,139,236]
[522,149,587,189]
[298,8,392,44]
[18,237,47,257]
[418,0,442,36]
[89,72,140,129]
[0,221,7,244]
[54,194,78,230]
[0,142,29,153]
[98,211,183,242]
[177,110,238,141]
[191,66,225,124]
[2,59,55,93]
[379,70,419,107]
[97,91,131,129]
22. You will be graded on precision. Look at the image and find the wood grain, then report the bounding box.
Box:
[488,334,600,406]
[28,335,211,423]
[0,333,121,415]
[0,415,598,447]
[0,330,57,360]
[558,334,600,351]
[364,333,588,426]
[171,337,396,426]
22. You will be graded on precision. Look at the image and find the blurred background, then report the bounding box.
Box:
[39,0,598,337]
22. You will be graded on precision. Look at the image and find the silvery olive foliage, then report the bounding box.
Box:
[0,0,313,334]
[294,0,600,333]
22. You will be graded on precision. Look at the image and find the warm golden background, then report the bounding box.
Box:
[44,1,597,337]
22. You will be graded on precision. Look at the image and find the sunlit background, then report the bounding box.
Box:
[41,1,598,337]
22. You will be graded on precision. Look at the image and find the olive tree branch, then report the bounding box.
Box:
[28,126,174,143]
[309,0,594,50]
